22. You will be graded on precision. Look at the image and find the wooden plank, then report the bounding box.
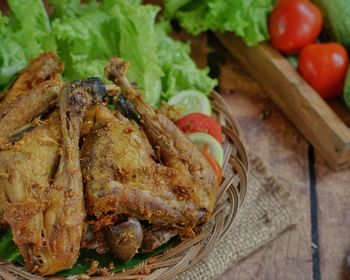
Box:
[315,154,350,280]
[216,55,313,280]
[328,99,350,127]
[216,33,350,170]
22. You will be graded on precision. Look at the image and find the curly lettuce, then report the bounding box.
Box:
[0,0,55,88]
[0,0,216,106]
[156,23,217,100]
[164,0,274,46]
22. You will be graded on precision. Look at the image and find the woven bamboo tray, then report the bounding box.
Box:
[0,91,249,280]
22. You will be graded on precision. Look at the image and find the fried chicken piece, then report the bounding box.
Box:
[105,57,218,224]
[81,59,217,257]
[83,105,216,226]
[0,81,64,139]
[36,81,90,275]
[0,53,63,225]
[0,77,107,275]
[0,52,63,112]
[0,52,64,139]
[0,112,62,262]
[141,228,178,253]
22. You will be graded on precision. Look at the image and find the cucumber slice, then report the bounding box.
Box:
[168,90,212,116]
[188,132,224,167]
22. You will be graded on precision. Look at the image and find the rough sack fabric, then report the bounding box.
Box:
[176,155,298,280]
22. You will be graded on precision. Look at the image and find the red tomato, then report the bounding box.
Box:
[298,43,349,99]
[201,149,222,186]
[176,113,223,143]
[269,0,323,54]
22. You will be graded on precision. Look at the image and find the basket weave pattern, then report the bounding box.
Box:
[0,92,249,280]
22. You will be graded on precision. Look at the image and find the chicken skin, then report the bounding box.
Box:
[80,58,217,261]
[0,53,218,274]
[105,57,218,225]
[82,105,216,227]
[0,113,62,268]
[0,52,64,139]
[0,53,63,225]
[0,77,107,275]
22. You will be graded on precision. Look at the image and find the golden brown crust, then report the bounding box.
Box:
[0,52,63,111]
[0,52,64,139]
[82,103,216,231]
[0,112,62,269]
[0,80,64,138]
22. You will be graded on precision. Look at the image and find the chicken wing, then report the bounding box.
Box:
[0,52,63,112]
[0,77,107,275]
[0,81,64,139]
[0,52,64,139]
[0,112,62,265]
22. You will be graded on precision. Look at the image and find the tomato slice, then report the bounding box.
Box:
[177,113,223,143]
[201,149,222,186]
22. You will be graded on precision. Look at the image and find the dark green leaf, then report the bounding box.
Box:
[0,229,176,277]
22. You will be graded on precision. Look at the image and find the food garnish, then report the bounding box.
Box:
[168,89,212,116]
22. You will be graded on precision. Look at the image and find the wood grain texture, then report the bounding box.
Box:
[216,34,350,170]
[315,154,350,280]
[216,56,313,280]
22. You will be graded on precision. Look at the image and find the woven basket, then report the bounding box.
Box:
[0,91,249,280]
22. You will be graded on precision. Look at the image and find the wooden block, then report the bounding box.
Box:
[216,33,350,170]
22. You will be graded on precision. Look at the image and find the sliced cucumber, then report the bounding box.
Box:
[168,90,212,116]
[188,132,224,167]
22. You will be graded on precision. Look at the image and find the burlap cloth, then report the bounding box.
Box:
[176,155,298,280]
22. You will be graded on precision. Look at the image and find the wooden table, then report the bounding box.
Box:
[178,31,350,280]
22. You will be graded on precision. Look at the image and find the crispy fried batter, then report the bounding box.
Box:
[0,81,64,138]
[36,81,91,275]
[0,52,63,112]
[81,58,217,235]
[0,112,62,265]
[0,77,107,275]
[0,54,218,273]
[0,52,64,140]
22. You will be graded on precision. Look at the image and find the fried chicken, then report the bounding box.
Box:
[106,58,217,225]
[0,77,107,275]
[80,58,217,260]
[0,52,63,226]
[82,106,216,227]
[0,53,218,273]
[0,52,64,139]
[0,112,62,266]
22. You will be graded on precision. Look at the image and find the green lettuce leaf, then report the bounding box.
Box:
[52,8,118,80]
[0,0,55,86]
[102,0,163,106]
[1,0,216,105]
[156,23,217,100]
[0,228,175,277]
[164,0,274,46]
[52,0,163,106]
